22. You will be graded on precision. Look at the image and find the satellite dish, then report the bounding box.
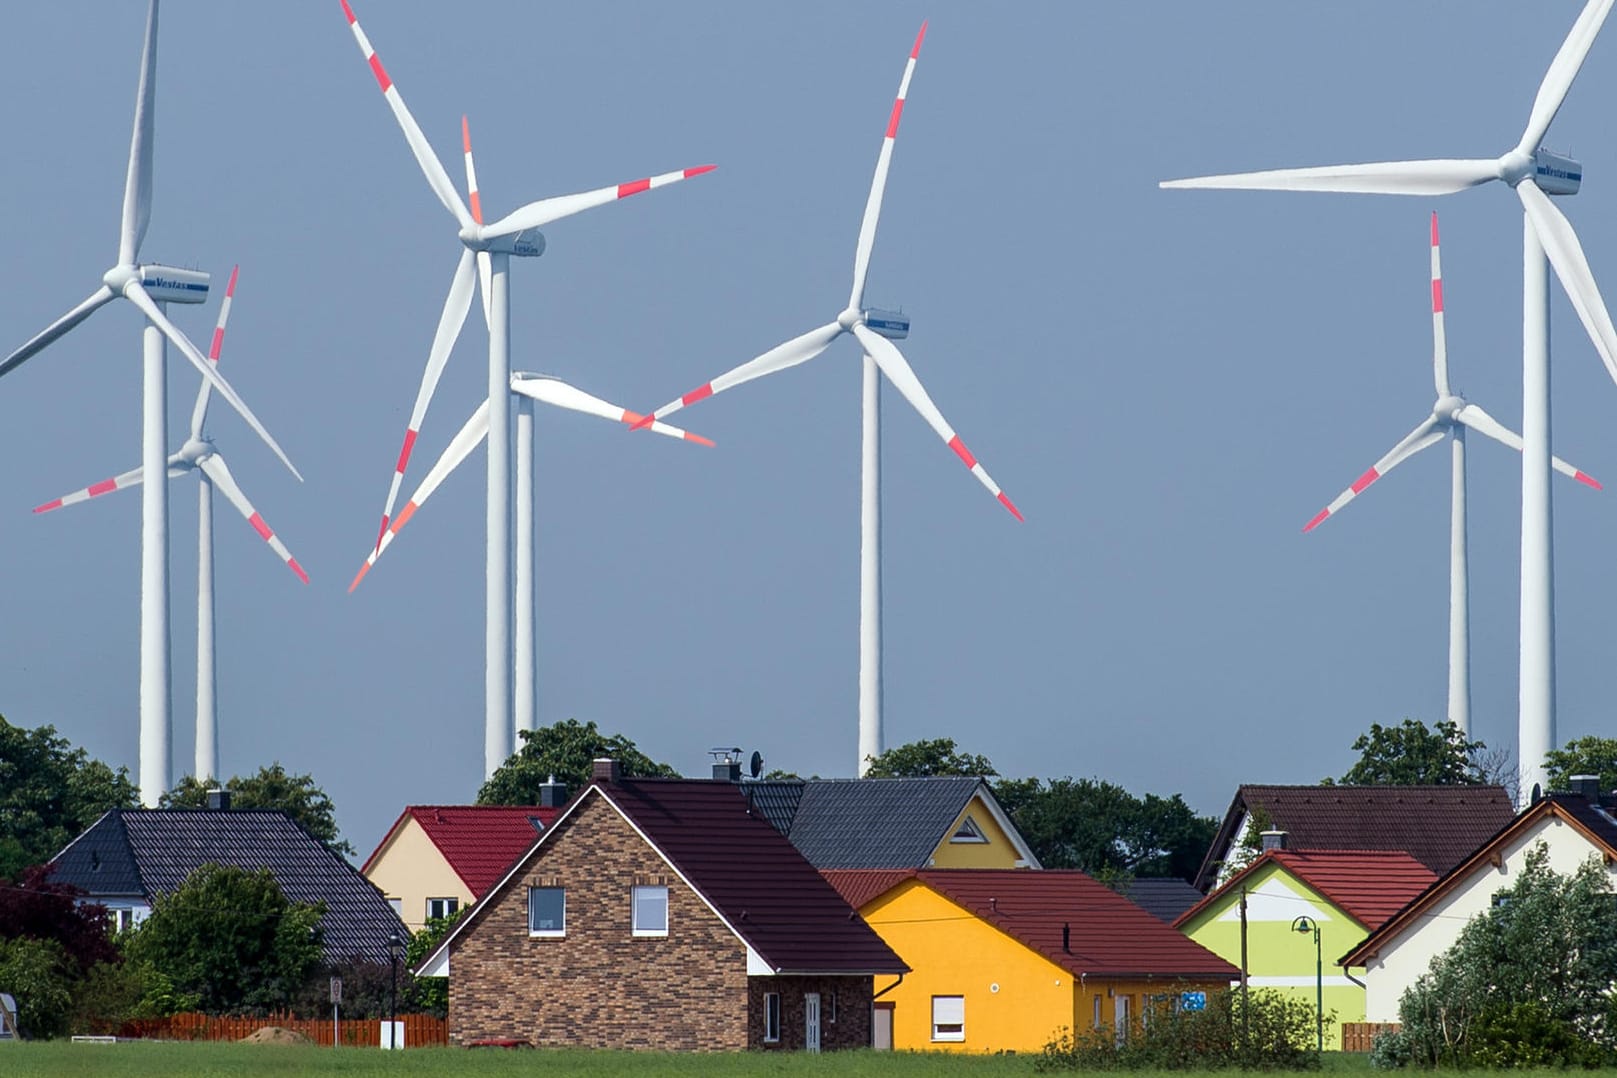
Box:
[749,751,763,779]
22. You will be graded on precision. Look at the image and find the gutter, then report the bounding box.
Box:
[874,973,905,1000]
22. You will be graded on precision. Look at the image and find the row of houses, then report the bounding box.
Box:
[44,767,1617,1051]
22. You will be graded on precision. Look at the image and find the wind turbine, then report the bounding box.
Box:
[1161,0,1617,800]
[1301,214,1599,737]
[631,23,1022,776]
[348,372,710,734]
[2,0,299,805]
[31,267,308,784]
[339,0,713,779]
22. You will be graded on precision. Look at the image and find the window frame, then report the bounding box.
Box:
[426,896,460,921]
[931,994,966,1042]
[631,884,669,938]
[763,991,781,1043]
[949,815,989,844]
[527,886,566,938]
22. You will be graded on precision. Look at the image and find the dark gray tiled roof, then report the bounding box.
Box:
[741,781,803,836]
[775,777,987,869]
[1109,877,1204,924]
[52,809,405,964]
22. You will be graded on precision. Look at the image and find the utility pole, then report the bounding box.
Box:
[1239,885,1249,1047]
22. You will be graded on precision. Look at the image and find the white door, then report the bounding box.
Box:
[872,1003,893,1050]
[804,992,821,1053]
[1114,994,1131,1043]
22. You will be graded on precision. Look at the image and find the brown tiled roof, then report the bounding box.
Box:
[1175,849,1435,933]
[1194,785,1514,891]
[823,868,1238,981]
[361,806,563,898]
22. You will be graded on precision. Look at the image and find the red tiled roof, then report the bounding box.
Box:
[1177,849,1435,933]
[823,868,1238,981]
[363,806,562,898]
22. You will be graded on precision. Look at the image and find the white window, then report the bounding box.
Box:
[950,816,988,844]
[528,887,565,937]
[426,897,459,921]
[763,992,781,1043]
[828,989,838,1024]
[111,908,137,933]
[387,897,402,917]
[931,995,965,1042]
[632,885,668,937]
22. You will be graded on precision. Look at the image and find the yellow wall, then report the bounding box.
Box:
[927,796,1027,869]
[363,817,472,932]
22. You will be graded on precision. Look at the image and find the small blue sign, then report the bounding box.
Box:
[1180,991,1207,1012]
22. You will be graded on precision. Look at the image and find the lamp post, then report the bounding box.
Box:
[1292,915,1323,1054]
[388,930,404,1050]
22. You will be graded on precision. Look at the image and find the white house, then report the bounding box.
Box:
[1340,780,1617,1022]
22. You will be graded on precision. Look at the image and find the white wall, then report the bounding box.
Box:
[1358,813,1615,1022]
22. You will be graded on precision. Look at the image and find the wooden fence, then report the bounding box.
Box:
[1340,1021,1400,1053]
[120,1011,447,1047]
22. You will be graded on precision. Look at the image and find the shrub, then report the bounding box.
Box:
[69,959,192,1035]
[0,936,76,1039]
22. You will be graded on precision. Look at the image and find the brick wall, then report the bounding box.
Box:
[747,975,874,1051]
[449,792,750,1050]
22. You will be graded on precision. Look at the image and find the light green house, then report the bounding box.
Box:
[1173,844,1435,1044]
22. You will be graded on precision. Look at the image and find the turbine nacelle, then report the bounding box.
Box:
[460,225,546,258]
[1532,148,1583,196]
[138,264,210,305]
[863,307,910,340]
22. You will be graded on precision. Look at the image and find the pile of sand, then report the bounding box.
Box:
[240,1026,312,1044]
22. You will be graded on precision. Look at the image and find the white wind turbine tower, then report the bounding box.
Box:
[1301,214,1599,737]
[339,0,713,778]
[634,23,1023,776]
[1,0,299,805]
[1161,0,1617,800]
[31,267,309,784]
[348,372,711,735]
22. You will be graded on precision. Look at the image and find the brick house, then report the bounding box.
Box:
[417,760,906,1051]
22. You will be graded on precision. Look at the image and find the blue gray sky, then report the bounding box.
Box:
[4,2,1617,858]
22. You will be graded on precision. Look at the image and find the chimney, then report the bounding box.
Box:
[713,759,742,782]
[539,774,568,808]
[1259,829,1287,852]
[206,789,232,811]
[591,758,621,785]
[1569,774,1602,802]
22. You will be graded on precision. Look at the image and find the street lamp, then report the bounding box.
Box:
[388,930,405,1050]
[1291,916,1323,1053]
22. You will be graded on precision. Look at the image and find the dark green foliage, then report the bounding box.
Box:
[1001,777,1216,879]
[402,910,464,1018]
[0,717,139,880]
[0,936,76,1039]
[477,719,678,804]
[163,764,353,857]
[289,958,407,1020]
[1384,843,1617,1067]
[1328,719,1486,786]
[124,863,325,1015]
[67,959,189,1035]
[862,738,997,778]
[1544,736,1617,795]
[1036,988,1327,1071]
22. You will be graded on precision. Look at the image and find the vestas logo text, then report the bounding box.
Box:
[1537,165,1582,182]
[145,279,208,292]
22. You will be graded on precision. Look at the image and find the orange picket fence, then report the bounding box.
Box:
[1340,1021,1400,1053]
[120,1011,448,1047]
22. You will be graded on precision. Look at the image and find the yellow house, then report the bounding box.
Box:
[362,803,563,932]
[824,868,1237,1053]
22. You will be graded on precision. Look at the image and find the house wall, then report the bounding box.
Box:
[1179,862,1368,1032]
[448,793,750,1050]
[364,818,472,932]
[1359,816,1616,1023]
[747,976,874,1051]
[928,796,1027,869]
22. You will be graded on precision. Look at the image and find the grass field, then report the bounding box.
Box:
[0,1042,1397,1078]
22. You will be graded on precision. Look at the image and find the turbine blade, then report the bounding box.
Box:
[124,283,303,482]
[1301,418,1444,532]
[851,323,1023,520]
[512,375,713,446]
[1160,159,1501,196]
[351,399,490,592]
[198,454,309,584]
[0,287,116,379]
[338,0,472,228]
[372,247,477,550]
[190,264,240,439]
[33,464,147,514]
[463,117,493,328]
[848,21,927,312]
[1454,403,1601,489]
[118,0,159,265]
[1518,181,1617,388]
[481,165,716,239]
[1430,213,1449,398]
[1517,0,1617,155]
[630,320,844,429]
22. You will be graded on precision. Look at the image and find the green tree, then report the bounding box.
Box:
[477,719,678,804]
[403,908,465,1018]
[125,863,324,1015]
[163,764,353,857]
[1329,719,1486,786]
[1544,736,1617,794]
[863,738,997,778]
[0,717,139,879]
[0,936,77,1039]
[1000,777,1215,879]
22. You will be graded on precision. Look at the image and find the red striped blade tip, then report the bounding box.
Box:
[911,21,928,58]
[289,559,310,586]
[997,491,1023,522]
[1577,471,1602,490]
[32,499,63,514]
[684,164,717,178]
[348,561,373,593]
[340,0,357,24]
[686,432,716,448]
[1430,211,1440,246]
[1302,509,1329,533]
